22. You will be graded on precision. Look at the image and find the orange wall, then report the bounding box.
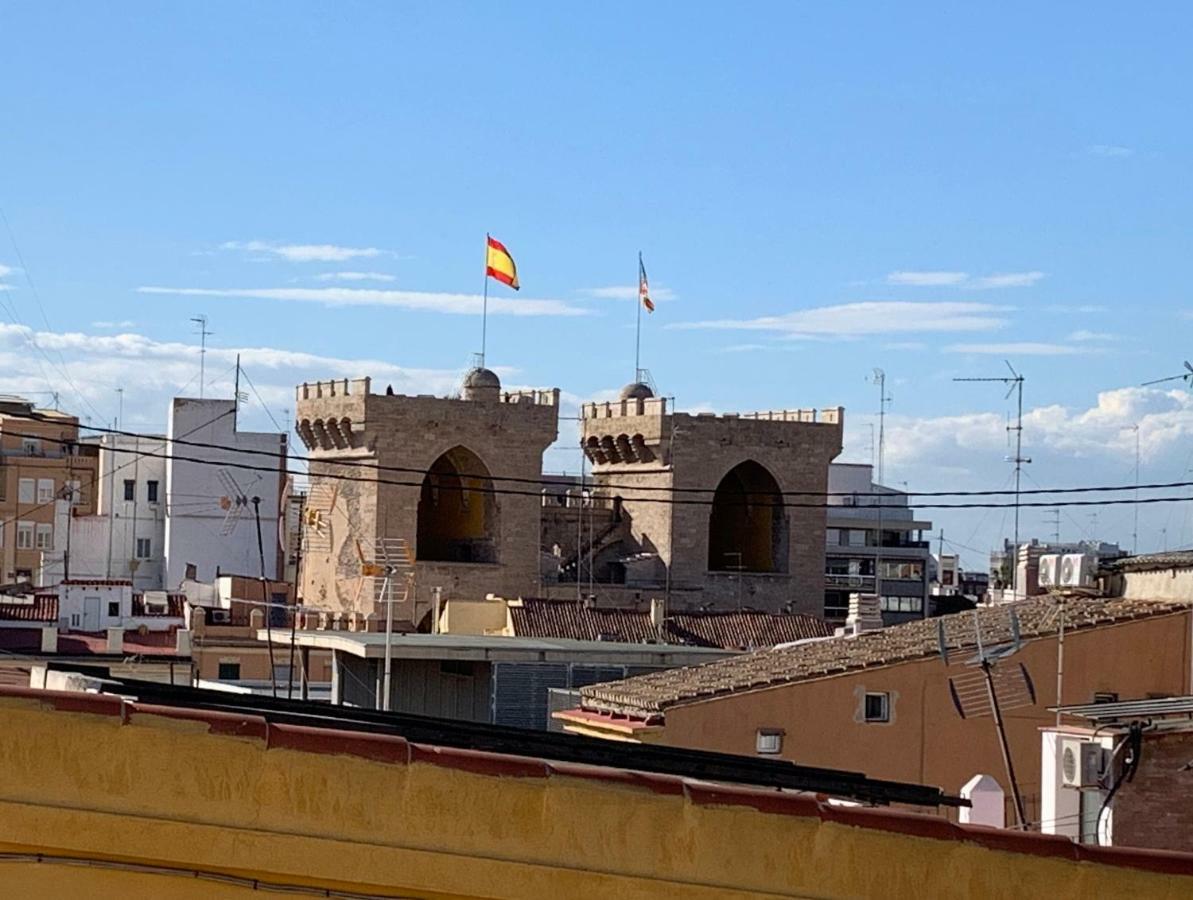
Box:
[660,612,1192,799]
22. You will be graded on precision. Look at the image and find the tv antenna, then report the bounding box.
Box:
[868,369,893,601]
[1141,360,1193,389]
[938,607,1035,828]
[351,537,415,712]
[955,362,1029,599]
[190,314,213,399]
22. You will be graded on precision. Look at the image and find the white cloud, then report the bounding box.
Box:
[220,241,385,263]
[579,285,677,302]
[945,341,1091,356]
[314,271,396,283]
[0,264,13,278]
[91,320,137,329]
[886,271,968,287]
[1088,144,1133,158]
[886,270,1045,290]
[0,322,508,429]
[969,272,1046,289]
[674,301,1008,339]
[136,285,589,317]
[1069,329,1116,343]
[884,387,1193,474]
[1044,304,1108,314]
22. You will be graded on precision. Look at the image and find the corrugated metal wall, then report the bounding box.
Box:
[491,663,637,730]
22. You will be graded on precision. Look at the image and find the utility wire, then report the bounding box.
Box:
[7,425,1193,512]
[8,409,1193,504]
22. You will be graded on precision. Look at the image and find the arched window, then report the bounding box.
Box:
[707,460,786,573]
[416,446,498,563]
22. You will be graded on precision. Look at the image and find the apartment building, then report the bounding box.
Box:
[824,463,931,625]
[0,397,98,584]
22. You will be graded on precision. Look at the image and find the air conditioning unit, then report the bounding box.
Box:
[1038,554,1061,588]
[1060,553,1096,587]
[1060,738,1108,788]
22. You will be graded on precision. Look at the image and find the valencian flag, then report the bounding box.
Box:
[485,235,520,290]
[639,253,655,312]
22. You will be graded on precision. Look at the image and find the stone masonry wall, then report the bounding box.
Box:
[583,405,843,616]
[297,380,558,621]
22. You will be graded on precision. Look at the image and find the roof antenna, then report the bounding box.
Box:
[937,607,1034,828]
[955,362,1029,600]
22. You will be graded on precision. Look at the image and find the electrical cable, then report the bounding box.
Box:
[5,425,1193,513]
[9,408,1193,504]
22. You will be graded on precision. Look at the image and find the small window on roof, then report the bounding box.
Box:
[756,728,784,755]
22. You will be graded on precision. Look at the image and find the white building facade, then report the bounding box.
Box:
[164,398,286,588]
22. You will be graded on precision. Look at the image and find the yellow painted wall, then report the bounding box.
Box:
[437,597,511,635]
[0,691,1189,899]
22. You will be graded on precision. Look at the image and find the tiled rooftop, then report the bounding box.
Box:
[0,596,58,623]
[580,595,1191,717]
[1103,551,1193,572]
[508,598,831,650]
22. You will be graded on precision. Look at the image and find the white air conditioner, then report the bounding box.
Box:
[1060,738,1108,788]
[1038,554,1061,588]
[1060,553,1096,587]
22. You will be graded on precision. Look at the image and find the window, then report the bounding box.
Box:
[825,528,841,547]
[756,729,784,755]
[217,662,241,680]
[67,479,82,506]
[17,478,34,504]
[135,537,152,559]
[70,612,80,628]
[107,601,120,617]
[16,522,33,550]
[272,664,293,685]
[879,595,924,614]
[35,523,52,550]
[36,478,54,502]
[21,437,40,456]
[864,692,890,723]
[123,479,135,502]
[847,529,867,547]
[146,480,159,503]
[880,560,924,581]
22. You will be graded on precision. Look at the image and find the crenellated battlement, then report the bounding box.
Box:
[582,399,843,426]
[298,378,559,408]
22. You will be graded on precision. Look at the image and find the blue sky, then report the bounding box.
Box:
[2,3,1192,565]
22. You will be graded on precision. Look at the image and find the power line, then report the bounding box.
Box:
[6,423,1193,513]
[9,409,1193,504]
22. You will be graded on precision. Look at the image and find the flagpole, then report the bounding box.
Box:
[481,233,490,368]
[635,251,642,381]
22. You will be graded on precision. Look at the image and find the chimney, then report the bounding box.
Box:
[175,628,192,656]
[649,596,665,630]
[40,626,58,654]
[844,593,883,635]
[106,626,123,654]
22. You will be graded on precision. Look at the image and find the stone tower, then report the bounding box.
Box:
[295,369,559,625]
[579,381,843,616]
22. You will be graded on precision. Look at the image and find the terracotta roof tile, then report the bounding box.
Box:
[507,599,831,650]
[580,596,1191,717]
[0,596,58,623]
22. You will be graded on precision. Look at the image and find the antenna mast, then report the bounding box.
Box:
[190,315,212,399]
[868,369,892,606]
[955,362,1029,599]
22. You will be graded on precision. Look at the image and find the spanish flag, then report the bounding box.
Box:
[639,253,654,312]
[485,235,520,291]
